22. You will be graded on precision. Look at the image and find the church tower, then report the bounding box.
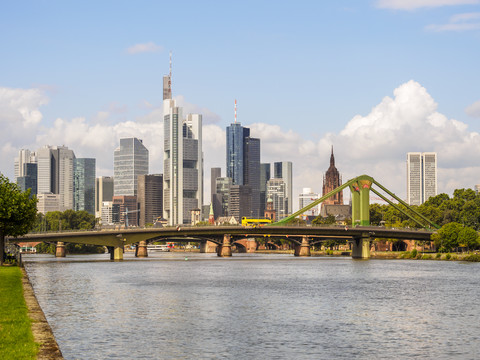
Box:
[322,147,343,205]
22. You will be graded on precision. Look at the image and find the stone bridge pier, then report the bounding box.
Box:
[217,234,232,257]
[352,235,370,259]
[55,242,66,257]
[136,241,148,257]
[293,236,311,257]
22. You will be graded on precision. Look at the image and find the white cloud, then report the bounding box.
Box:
[126,42,163,55]
[466,99,480,117]
[376,0,480,10]
[426,12,480,31]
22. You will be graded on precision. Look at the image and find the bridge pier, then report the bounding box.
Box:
[217,234,232,257]
[352,236,370,259]
[200,240,218,253]
[110,246,124,261]
[136,241,148,257]
[294,236,311,257]
[55,242,66,257]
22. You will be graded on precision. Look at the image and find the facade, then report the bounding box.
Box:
[137,174,163,227]
[37,193,61,214]
[112,195,138,227]
[14,149,37,182]
[228,185,252,222]
[226,123,249,185]
[74,158,96,215]
[322,148,343,206]
[36,145,76,211]
[17,163,38,196]
[266,178,287,220]
[113,138,149,197]
[214,177,232,218]
[273,161,293,215]
[298,188,320,217]
[101,201,115,225]
[244,137,261,217]
[260,163,271,216]
[407,152,437,205]
[95,176,114,219]
[163,73,203,225]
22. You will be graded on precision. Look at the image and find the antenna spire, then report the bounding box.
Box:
[169,51,172,79]
[234,99,237,124]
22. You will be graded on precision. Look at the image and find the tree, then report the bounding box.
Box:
[432,222,463,252]
[458,227,479,251]
[0,174,38,265]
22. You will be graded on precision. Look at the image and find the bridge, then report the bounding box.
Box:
[10,175,438,260]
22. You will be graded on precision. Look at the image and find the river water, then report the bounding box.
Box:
[24,252,480,359]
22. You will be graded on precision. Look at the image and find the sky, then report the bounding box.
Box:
[1,0,480,210]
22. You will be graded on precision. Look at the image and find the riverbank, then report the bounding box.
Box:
[0,266,38,359]
[21,267,64,359]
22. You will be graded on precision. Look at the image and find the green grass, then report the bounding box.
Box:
[0,266,38,359]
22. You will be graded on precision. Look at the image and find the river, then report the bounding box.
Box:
[24,252,480,359]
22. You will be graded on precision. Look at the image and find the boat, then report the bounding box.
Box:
[147,244,171,252]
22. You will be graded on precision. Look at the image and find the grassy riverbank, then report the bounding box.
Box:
[0,266,38,359]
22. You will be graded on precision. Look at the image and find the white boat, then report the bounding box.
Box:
[147,244,171,252]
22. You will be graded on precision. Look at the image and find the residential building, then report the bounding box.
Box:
[74,158,96,215]
[407,152,437,205]
[113,137,149,197]
[163,71,203,225]
[137,174,163,227]
[95,176,114,220]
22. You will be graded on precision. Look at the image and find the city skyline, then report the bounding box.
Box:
[1,1,480,208]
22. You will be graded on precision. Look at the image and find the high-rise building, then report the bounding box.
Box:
[407,152,437,205]
[95,176,114,220]
[74,158,96,215]
[299,188,320,217]
[163,70,203,225]
[14,149,36,182]
[137,174,163,226]
[267,178,287,220]
[260,163,271,217]
[226,110,261,218]
[211,167,222,219]
[113,138,149,197]
[17,163,38,196]
[322,147,343,206]
[273,161,293,215]
[112,195,138,227]
[214,177,232,218]
[36,145,76,211]
[228,184,252,221]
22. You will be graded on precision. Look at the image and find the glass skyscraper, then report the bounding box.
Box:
[113,138,149,196]
[74,158,96,215]
[407,152,437,205]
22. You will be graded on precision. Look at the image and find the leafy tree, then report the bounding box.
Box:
[458,227,479,251]
[432,222,463,252]
[0,174,38,265]
[312,214,336,225]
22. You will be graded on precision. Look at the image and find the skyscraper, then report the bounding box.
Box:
[74,158,96,215]
[137,174,163,226]
[36,145,76,211]
[95,176,114,219]
[14,149,36,182]
[273,161,293,215]
[259,163,271,216]
[226,123,250,185]
[17,163,37,196]
[266,178,287,220]
[163,67,203,225]
[113,137,149,196]
[407,152,437,205]
[299,188,320,217]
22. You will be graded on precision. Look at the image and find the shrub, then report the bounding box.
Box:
[435,253,442,259]
[421,254,432,260]
[411,249,418,258]
[464,254,480,262]
[445,253,451,260]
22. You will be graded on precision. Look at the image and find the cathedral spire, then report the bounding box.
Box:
[330,146,335,167]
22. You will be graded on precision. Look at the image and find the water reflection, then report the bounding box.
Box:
[24,253,480,359]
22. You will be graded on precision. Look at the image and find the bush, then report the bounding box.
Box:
[411,249,418,258]
[464,254,480,262]
[421,254,432,260]
[445,253,451,260]
[436,253,442,259]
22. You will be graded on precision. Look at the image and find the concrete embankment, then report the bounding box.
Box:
[21,268,64,360]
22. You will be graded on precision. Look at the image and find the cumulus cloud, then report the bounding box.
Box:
[466,99,480,117]
[2,81,480,211]
[376,0,480,10]
[126,42,163,54]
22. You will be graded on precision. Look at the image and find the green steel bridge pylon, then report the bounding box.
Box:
[272,174,440,231]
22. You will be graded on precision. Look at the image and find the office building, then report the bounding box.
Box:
[74,158,96,215]
[273,161,293,215]
[266,178,287,220]
[14,149,36,182]
[137,174,163,227]
[228,184,252,222]
[260,163,271,217]
[407,152,437,205]
[37,193,61,215]
[17,163,37,196]
[214,177,232,218]
[95,176,114,220]
[36,145,76,211]
[163,70,203,225]
[244,137,260,217]
[114,138,149,197]
[112,195,138,227]
[299,188,320,217]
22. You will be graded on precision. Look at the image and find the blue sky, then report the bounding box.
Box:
[1,0,480,207]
